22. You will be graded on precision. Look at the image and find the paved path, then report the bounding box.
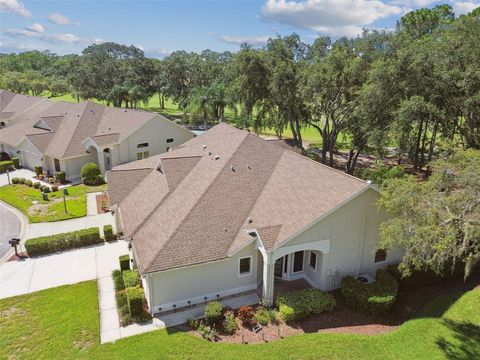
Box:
[25,213,115,240]
[0,169,36,187]
[87,192,101,216]
[0,203,21,259]
[0,240,128,299]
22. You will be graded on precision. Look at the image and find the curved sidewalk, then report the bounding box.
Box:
[0,201,28,264]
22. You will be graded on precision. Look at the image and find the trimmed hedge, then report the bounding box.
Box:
[204,301,223,325]
[25,227,102,256]
[83,175,105,186]
[0,160,13,173]
[18,178,25,184]
[25,179,33,187]
[125,286,144,317]
[112,269,125,291]
[276,288,336,323]
[123,270,141,288]
[56,171,66,184]
[119,255,130,271]
[11,177,20,184]
[34,165,43,176]
[341,269,399,315]
[103,225,114,241]
[11,157,19,168]
[33,182,41,189]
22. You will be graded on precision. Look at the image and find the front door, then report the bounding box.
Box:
[54,158,61,172]
[274,257,283,278]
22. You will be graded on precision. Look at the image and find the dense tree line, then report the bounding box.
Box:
[1,5,478,174]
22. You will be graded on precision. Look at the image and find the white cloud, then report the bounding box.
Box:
[135,44,145,51]
[262,0,403,37]
[48,12,80,25]
[3,27,100,45]
[26,22,44,33]
[0,0,31,17]
[220,35,271,46]
[452,1,479,15]
[145,48,174,58]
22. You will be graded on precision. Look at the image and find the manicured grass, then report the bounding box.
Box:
[0,281,478,359]
[0,183,107,222]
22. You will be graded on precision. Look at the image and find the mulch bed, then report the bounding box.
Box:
[179,274,480,344]
[96,192,110,214]
[7,252,29,262]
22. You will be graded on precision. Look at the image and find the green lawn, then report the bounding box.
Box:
[0,183,107,223]
[0,281,478,360]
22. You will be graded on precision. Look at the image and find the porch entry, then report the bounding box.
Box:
[274,255,287,278]
[274,251,305,279]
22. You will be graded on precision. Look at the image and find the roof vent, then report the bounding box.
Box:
[230,165,235,172]
[208,151,212,156]
[203,144,207,150]
[248,231,257,237]
[124,110,127,112]
[247,165,251,170]
[247,217,253,224]
[366,180,372,184]
[214,155,220,160]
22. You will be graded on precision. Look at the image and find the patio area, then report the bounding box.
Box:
[256,278,313,301]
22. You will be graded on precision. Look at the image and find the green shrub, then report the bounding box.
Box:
[51,185,58,192]
[43,187,51,193]
[11,177,19,184]
[341,269,399,315]
[34,165,43,176]
[33,182,41,188]
[0,160,13,173]
[119,255,130,271]
[103,225,114,241]
[83,175,105,186]
[223,311,237,334]
[56,171,66,184]
[11,157,19,168]
[204,301,223,325]
[25,179,33,187]
[112,269,125,291]
[18,178,26,184]
[25,227,102,256]
[275,289,336,323]
[125,286,144,317]
[255,308,271,326]
[81,163,104,185]
[123,270,141,288]
[186,318,199,329]
[197,323,218,342]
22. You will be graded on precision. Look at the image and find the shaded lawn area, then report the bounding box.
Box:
[0,184,107,223]
[0,281,478,360]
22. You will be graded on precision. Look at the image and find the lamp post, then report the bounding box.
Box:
[6,169,10,185]
[63,188,69,213]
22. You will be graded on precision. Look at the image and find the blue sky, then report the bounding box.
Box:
[0,0,478,57]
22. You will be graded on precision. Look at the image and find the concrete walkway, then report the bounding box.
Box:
[0,169,36,187]
[87,192,102,216]
[25,213,115,240]
[0,240,128,299]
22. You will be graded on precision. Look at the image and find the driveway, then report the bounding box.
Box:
[0,240,128,299]
[0,203,21,259]
[0,169,36,187]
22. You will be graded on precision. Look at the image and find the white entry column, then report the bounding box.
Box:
[262,252,275,306]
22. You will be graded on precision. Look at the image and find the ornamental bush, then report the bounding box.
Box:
[11,157,19,168]
[103,224,114,241]
[25,227,102,256]
[123,270,141,288]
[11,177,19,184]
[254,308,271,326]
[18,178,25,184]
[204,301,223,325]
[34,165,43,176]
[81,162,100,179]
[56,171,66,184]
[238,305,255,327]
[0,160,13,173]
[51,185,58,192]
[112,269,125,291]
[119,254,130,271]
[341,269,399,315]
[125,286,144,317]
[223,311,238,334]
[25,179,33,187]
[275,289,336,323]
[33,182,41,189]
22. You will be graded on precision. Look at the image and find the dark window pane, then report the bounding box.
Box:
[137,142,149,148]
[293,251,304,272]
[239,257,251,274]
[166,138,174,143]
[374,249,387,263]
[309,252,317,269]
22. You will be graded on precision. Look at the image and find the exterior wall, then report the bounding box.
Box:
[16,140,42,170]
[146,242,261,313]
[116,117,193,165]
[63,152,98,180]
[279,188,403,290]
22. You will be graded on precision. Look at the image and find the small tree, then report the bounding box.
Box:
[80,163,104,185]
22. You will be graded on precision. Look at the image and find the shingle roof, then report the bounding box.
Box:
[0,91,162,159]
[108,123,370,274]
[0,90,47,115]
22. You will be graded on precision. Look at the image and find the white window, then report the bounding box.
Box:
[136,151,149,160]
[309,251,317,270]
[238,256,252,277]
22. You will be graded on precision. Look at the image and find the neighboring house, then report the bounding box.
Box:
[0,90,53,128]
[0,90,194,180]
[107,123,403,315]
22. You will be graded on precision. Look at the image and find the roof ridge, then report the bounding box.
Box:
[93,132,120,137]
[143,132,250,273]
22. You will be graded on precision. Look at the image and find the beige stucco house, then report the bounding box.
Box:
[0,90,194,180]
[107,123,403,315]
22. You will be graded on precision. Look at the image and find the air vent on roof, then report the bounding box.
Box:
[248,231,257,237]
[247,217,253,224]
[247,165,251,170]
[208,151,212,156]
[203,145,207,150]
[214,155,220,160]
[230,165,235,172]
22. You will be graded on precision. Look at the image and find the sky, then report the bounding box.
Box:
[0,0,478,57]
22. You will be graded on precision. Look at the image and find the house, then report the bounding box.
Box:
[0,90,53,128]
[0,90,194,180]
[107,123,403,314]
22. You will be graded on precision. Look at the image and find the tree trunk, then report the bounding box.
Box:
[428,118,439,163]
[328,129,337,167]
[413,119,424,170]
[346,148,360,175]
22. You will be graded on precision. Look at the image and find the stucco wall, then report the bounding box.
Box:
[147,241,261,313]
[116,116,193,166]
[63,152,98,180]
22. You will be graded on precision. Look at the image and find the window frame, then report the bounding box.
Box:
[166,138,174,143]
[308,251,317,270]
[238,256,252,277]
[137,142,149,149]
[374,249,387,263]
[292,251,304,273]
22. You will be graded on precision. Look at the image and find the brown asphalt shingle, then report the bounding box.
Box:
[108,123,370,274]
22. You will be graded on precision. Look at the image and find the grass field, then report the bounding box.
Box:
[0,183,107,222]
[0,280,478,360]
